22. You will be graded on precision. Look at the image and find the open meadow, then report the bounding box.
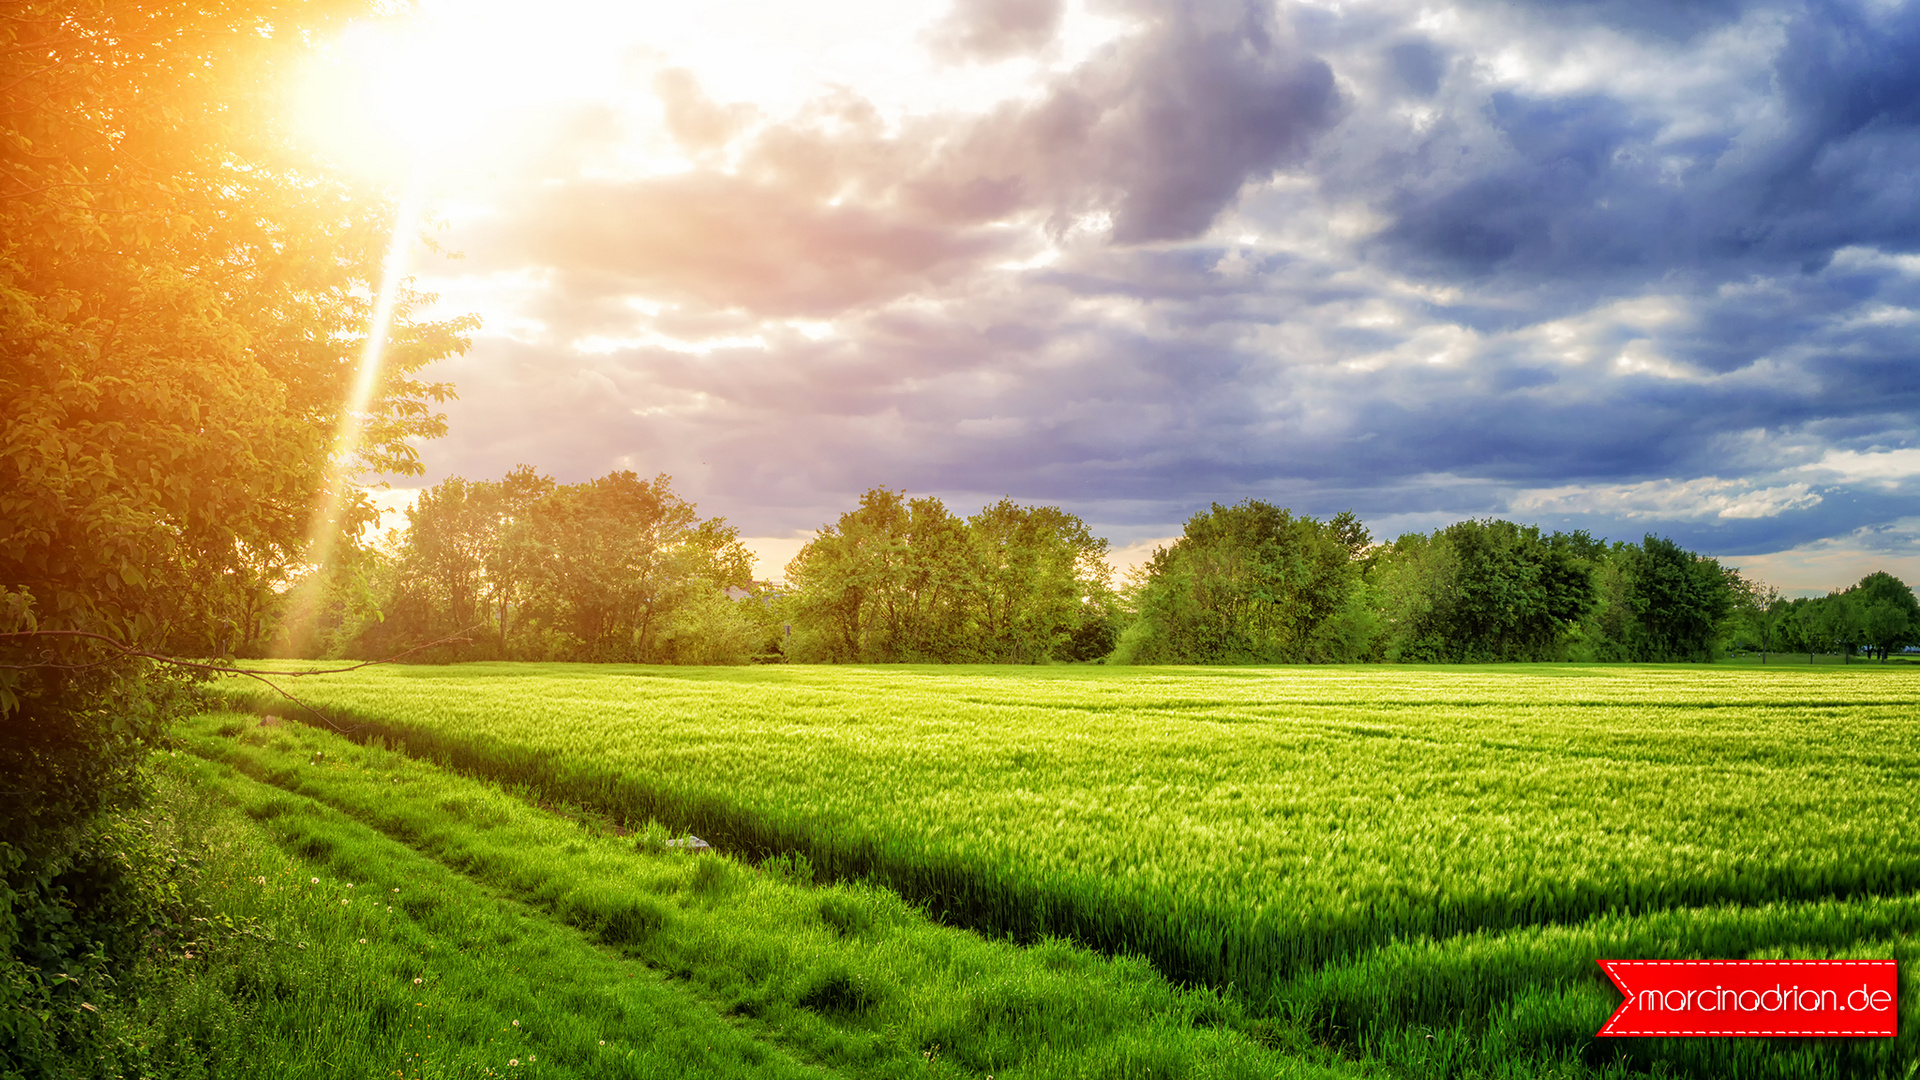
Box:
[200,663,1920,1078]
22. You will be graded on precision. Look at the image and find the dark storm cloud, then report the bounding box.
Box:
[935,0,1341,242]
[1373,1,1920,287]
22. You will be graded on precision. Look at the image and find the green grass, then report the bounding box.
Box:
[165,711,1366,1079]
[213,662,1920,1077]
[105,751,835,1079]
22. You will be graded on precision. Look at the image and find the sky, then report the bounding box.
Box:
[298,0,1920,591]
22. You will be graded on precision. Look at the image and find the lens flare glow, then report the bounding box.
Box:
[278,174,426,652]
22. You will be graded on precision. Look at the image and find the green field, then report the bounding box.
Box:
[207,663,1920,1078]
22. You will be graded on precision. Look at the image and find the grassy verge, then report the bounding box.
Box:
[172,712,1369,1080]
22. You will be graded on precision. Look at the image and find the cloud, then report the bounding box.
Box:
[1510,476,1823,520]
[927,0,1065,62]
[954,0,1341,243]
[494,173,1017,317]
[403,0,1920,595]
[1719,517,1920,595]
[1800,448,1920,484]
[654,67,756,152]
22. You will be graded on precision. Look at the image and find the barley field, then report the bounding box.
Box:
[217,663,1920,1077]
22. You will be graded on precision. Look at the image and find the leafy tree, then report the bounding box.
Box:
[526,471,752,661]
[1844,571,1919,662]
[347,466,556,660]
[967,499,1114,663]
[1809,592,1866,662]
[0,0,470,1063]
[1115,501,1362,664]
[1616,535,1739,662]
[786,488,1113,663]
[1367,521,1595,662]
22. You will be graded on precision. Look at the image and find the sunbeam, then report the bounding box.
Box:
[276,172,427,655]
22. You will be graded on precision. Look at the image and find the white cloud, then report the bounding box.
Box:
[1511,477,1822,521]
[1798,448,1920,484]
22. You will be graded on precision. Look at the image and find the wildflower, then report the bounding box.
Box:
[359,938,367,944]
[511,1019,519,1027]
[311,877,319,884]
[599,1040,605,1046]
[393,888,400,893]
[414,978,423,985]
[346,883,354,889]
[341,899,349,906]
[508,1060,519,1067]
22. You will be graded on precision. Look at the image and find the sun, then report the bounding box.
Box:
[292,13,519,186]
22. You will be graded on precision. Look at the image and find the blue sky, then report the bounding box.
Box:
[341,0,1920,589]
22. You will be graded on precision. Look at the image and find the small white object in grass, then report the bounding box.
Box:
[665,835,712,851]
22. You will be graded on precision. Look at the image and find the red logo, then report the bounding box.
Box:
[1597,960,1897,1037]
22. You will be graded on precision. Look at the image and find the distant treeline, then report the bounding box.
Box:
[271,469,1920,666]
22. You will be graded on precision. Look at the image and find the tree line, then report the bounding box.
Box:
[274,476,1920,667]
[1729,572,1920,663]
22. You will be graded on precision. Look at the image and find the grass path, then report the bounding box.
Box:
[129,752,831,1078]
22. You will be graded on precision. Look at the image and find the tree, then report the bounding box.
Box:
[0,1,470,1057]
[1618,536,1738,662]
[1844,571,1919,662]
[525,471,752,661]
[1366,520,1595,662]
[967,499,1113,663]
[1115,501,1362,664]
[785,488,1114,663]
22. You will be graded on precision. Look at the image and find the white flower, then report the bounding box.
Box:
[358,938,366,944]
[508,1060,519,1067]
[310,877,319,884]
[413,977,423,985]
[511,1019,519,1027]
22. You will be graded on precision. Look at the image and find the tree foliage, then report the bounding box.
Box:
[1370,520,1597,662]
[1114,502,1367,663]
[0,0,471,1054]
[784,488,1115,663]
[343,468,757,663]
